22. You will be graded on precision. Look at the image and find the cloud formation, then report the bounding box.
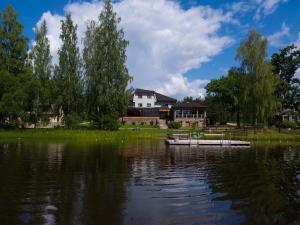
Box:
[228,0,288,21]
[254,0,288,20]
[36,0,233,99]
[267,22,290,47]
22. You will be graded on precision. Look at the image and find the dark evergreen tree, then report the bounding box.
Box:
[55,14,83,127]
[83,0,132,130]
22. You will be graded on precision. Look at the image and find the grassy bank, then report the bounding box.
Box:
[0,128,299,144]
[0,129,167,143]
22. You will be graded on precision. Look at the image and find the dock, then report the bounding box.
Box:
[166,139,250,146]
[166,129,250,146]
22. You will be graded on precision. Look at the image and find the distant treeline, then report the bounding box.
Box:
[0,0,131,130]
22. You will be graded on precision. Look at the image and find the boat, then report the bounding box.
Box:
[165,130,250,146]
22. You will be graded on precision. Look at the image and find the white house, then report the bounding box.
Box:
[132,89,176,108]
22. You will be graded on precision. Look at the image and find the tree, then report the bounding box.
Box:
[236,30,279,126]
[0,5,30,126]
[30,20,53,127]
[0,5,28,75]
[271,45,300,113]
[206,67,246,127]
[83,0,132,130]
[55,14,83,127]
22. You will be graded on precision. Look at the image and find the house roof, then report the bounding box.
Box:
[134,88,177,103]
[172,102,208,109]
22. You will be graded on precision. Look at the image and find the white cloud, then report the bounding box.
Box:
[229,1,253,14]
[157,74,209,99]
[267,22,290,47]
[35,0,234,98]
[254,0,288,20]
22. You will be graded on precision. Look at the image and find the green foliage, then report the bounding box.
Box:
[54,14,83,117]
[207,30,280,127]
[0,5,33,127]
[63,112,81,129]
[90,113,120,131]
[0,5,28,74]
[167,121,181,129]
[271,45,300,113]
[281,120,297,129]
[83,0,132,130]
[206,67,246,127]
[29,20,53,126]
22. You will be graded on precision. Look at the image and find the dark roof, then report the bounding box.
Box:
[172,102,207,109]
[135,88,155,96]
[155,92,177,103]
[134,88,177,103]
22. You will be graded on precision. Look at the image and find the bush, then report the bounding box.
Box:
[64,113,81,128]
[167,121,181,129]
[141,122,145,126]
[281,120,296,129]
[150,121,154,126]
[90,114,120,130]
[132,121,136,126]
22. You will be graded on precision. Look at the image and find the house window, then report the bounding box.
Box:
[147,103,151,107]
[138,103,143,107]
[147,95,151,99]
[138,95,142,99]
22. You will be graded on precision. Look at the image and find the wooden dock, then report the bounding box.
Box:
[166,129,250,146]
[166,139,250,146]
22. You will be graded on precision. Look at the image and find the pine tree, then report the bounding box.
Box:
[55,14,83,127]
[83,0,132,130]
[30,20,53,126]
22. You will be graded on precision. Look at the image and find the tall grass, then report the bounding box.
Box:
[0,129,167,143]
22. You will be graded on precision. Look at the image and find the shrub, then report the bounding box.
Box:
[141,122,145,126]
[167,121,181,129]
[132,121,136,126]
[150,121,154,126]
[281,120,296,129]
[64,113,81,129]
[90,113,120,130]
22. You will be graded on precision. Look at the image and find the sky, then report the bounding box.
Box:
[1,0,300,99]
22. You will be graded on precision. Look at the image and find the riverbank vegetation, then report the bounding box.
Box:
[0,129,167,142]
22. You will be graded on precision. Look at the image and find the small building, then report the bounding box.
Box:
[171,102,207,128]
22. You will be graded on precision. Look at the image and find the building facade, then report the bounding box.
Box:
[123,89,208,128]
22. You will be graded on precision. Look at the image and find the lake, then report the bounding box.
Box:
[0,140,299,225]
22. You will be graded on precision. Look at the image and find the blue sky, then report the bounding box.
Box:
[1,0,299,98]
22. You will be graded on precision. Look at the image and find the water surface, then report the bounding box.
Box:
[0,140,299,225]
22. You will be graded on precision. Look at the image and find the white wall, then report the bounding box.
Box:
[133,94,157,108]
